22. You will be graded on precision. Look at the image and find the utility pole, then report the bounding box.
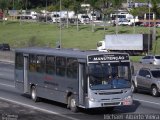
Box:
[46,0,47,23]
[13,0,15,21]
[59,0,62,48]
[148,0,151,55]
[26,0,27,10]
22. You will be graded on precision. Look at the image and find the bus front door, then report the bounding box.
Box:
[23,55,29,93]
[79,63,86,107]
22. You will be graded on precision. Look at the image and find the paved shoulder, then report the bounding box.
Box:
[0,99,72,120]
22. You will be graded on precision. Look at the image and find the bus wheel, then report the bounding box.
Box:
[31,86,39,102]
[68,95,78,112]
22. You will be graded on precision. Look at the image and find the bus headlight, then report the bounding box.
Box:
[123,96,132,105]
[87,97,98,102]
[89,98,96,102]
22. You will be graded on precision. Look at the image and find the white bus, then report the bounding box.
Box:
[15,48,133,112]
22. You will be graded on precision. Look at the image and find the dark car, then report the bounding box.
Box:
[134,22,143,26]
[0,44,10,51]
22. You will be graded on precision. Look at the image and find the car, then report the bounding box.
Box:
[133,22,143,26]
[139,55,160,65]
[143,22,154,27]
[118,18,132,26]
[156,22,160,27]
[0,44,10,51]
[132,68,160,96]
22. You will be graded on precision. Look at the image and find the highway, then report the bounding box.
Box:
[0,62,160,120]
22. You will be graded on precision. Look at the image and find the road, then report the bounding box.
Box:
[0,62,160,120]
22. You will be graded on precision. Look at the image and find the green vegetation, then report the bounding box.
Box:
[0,21,160,62]
[130,56,143,62]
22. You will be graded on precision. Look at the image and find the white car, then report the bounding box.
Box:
[140,55,160,65]
[118,19,132,26]
[156,22,160,27]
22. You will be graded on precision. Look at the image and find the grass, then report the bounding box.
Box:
[130,56,143,62]
[0,20,160,62]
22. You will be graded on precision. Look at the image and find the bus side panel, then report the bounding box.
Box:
[27,69,79,105]
[36,75,79,104]
[15,69,24,92]
[36,86,70,104]
[28,72,44,86]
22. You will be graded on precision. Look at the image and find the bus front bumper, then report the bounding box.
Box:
[85,95,133,108]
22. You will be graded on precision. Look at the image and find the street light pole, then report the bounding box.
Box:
[148,0,151,55]
[46,0,47,23]
[59,0,62,49]
[26,0,27,10]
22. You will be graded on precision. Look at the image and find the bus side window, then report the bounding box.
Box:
[46,56,55,75]
[29,54,36,72]
[56,57,66,77]
[36,55,45,73]
[67,58,78,79]
[15,53,24,70]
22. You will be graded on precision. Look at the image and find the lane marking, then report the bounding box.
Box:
[0,97,79,120]
[0,83,15,88]
[134,98,160,106]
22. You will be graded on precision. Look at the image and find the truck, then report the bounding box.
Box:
[78,14,90,24]
[97,34,152,55]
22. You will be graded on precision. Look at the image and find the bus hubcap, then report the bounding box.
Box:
[71,99,76,108]
[32,89,36,99]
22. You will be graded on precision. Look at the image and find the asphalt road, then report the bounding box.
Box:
[0,62,160,120]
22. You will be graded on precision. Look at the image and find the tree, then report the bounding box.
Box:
[0,0,9,24]
[73,0,82,31]
[151,0,160,24]
[151,0,160,43]
[95,0,113,33]
[0,0,8,12]
[112,0,123,34]
[62,0,73,28]
[129,7,139,33]
[88,0,99,32]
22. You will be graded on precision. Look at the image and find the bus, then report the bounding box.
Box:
[15,47,133,112]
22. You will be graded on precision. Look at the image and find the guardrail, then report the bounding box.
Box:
[0,51,14,63]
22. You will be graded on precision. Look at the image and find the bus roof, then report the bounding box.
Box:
[15,47,129,59]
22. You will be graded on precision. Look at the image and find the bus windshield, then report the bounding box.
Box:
[88,62,131,90]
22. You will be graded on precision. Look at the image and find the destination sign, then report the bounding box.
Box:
[88,54,129,63]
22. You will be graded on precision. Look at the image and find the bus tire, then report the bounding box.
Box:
[31,86,39,102]
[68,95,78,112]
